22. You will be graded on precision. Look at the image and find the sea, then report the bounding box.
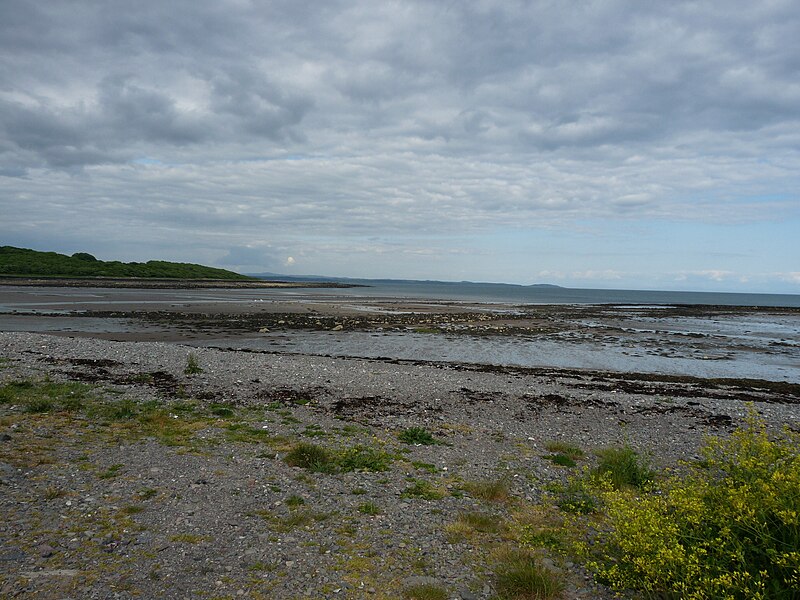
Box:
[261,277,800,308]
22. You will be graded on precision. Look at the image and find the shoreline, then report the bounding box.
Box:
[0,277,362,289]
[1,331,798,598]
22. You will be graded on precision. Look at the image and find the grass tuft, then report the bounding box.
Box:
[398,427,438,445]
[284,443,336,473]
[402,583,448,600]
[592,443,653,489]
[491,547,564,599]
[464,478,511,503]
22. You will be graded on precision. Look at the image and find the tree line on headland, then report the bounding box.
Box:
[0,246,252,280]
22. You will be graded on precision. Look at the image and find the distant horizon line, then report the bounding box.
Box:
[247,271,800,298]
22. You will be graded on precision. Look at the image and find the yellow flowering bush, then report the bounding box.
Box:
[584,415,800,599]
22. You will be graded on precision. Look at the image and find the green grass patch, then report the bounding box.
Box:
[402,583,448,600]
[284,442,336,473]
[0,379,94,412]
[592,443,653,489]
[357,501,381,515]
[401,479,445,501]
[398,426,439,445]
[464,478,511,503]
[491,547,564,599]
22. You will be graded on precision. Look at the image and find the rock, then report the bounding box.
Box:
[258,327,270,333]
[331,324,343,331]
[459,590,480,600]
[38,544,55,558]
[0,433,11,442]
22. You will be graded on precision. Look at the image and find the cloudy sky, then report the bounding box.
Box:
[2,1,799,293]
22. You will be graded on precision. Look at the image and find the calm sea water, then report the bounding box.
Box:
[268,278,800,308]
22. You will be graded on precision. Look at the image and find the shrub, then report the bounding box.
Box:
[585,416,800,598]
[399,427,438,445]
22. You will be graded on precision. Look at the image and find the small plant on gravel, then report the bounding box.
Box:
[398,426,438,445]
[184,352,203,375]
[458,511,505,534]
[337,444,394,472]
[592,443,653,489]
[550,475,598,515]
[402,583,449,600]
[285,494,305,508]
[357,501,381,515]
[284,442,336,473]
[402,479,445,500]
[43,486,66,500]
[543,440,584,467]
[98,463,124,479]
[490,547,564,599]
[464,478,511,503]
[351,487,368,495]
[209,403,235,417]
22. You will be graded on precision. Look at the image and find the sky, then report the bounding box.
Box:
[1,1,799,294]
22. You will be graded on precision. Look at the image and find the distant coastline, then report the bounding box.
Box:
[0,276,361,289]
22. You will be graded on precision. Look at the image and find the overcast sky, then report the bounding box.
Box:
[2,1,799,293]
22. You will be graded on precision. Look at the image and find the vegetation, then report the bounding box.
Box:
[284,442,394,473]
[0,245,252,280]
[184,352,203,375]
[490,547,564,599]
[592,442,653,489]
[580,417,800,599]
[402,583,449,600]
[398,426,439,445]
[463,478,511,503]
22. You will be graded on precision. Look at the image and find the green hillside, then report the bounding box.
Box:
[0,246,253,280]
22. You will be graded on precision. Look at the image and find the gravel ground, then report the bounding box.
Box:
[1,331,798,599]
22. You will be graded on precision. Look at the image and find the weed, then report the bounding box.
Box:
[551,476,598,514]
[98,463,124,479]
[351,488,368,495]
[358,502,381,515]
[457,511,505,534]
[543,440,584,460]
[592,443,653,489]
[491,547,564,599]
[119,505,145,515]
[464,478,511,503]
[402,583,448,600]
[411,461,438,473]
[284,442,336,473]
[402,479,445,500]
[544,453,577,467]
[399,427,438,445]
[285,494,305,508]
[43,486,66,500]
[184,352,203,375]
[138,488,158,500]
[209,403,235,418]
[337,444,393,472]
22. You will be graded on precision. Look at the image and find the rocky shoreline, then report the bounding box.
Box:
[1,331,798,599]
